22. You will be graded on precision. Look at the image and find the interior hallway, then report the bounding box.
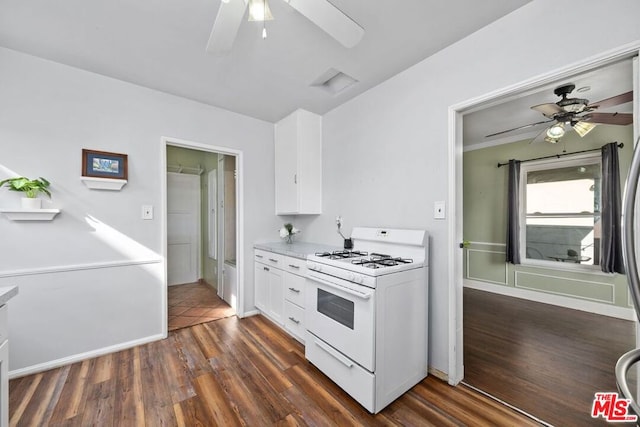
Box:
[168,282,235,331]
[463,287,636,426]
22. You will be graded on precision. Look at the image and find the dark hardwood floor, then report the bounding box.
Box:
[464,287,636,426]
[9,314,540,426]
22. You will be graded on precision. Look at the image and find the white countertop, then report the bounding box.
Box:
[0,286,18,306]
[254,241,342,260]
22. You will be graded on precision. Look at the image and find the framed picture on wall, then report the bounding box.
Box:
[82,149,128,180]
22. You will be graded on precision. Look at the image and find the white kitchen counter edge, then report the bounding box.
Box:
[254,241,342,260]
[0,286,18,306]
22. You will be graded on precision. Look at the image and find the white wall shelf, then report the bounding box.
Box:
[0,209,60,221]
[81,177,127,191]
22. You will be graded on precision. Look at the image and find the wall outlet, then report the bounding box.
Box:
[434,201,446,219]
[142,205,154,220]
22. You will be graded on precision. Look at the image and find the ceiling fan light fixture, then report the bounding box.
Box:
[248,0,274,21]
[556,96,589,113]
[544,136,559,144]
[573,121,597,137]
[546,123,566,139]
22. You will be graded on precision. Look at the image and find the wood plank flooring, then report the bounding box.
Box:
[9,314,540,426]
[464,287,636,426]
[168,282,235,331]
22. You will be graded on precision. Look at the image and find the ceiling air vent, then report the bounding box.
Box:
[311,68,358,95]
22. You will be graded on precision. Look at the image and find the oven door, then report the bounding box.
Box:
[305,272,375,371]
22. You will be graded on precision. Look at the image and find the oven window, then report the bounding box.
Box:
[317,288,355,329]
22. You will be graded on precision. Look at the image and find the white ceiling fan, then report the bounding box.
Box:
[206,0,365,55]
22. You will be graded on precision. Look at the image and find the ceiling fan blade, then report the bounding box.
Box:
[485,119,554,138]
[206,0,249,55]
[588,91,633,110]
[581,112,633,126]
[284,0,364,48]
[531,103,563,118]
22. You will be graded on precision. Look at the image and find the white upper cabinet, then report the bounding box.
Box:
[274,109,322,215]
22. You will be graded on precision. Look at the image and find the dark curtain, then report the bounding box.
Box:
[506,159,521,264]
[601,142,625,274]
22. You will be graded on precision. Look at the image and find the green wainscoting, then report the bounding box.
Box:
[463,125,633,309]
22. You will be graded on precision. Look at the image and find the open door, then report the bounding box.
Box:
[215,154,238,308]
[167,172,201,286]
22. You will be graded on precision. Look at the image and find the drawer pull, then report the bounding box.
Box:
[288,287,300,293]
[256,254,264,258]
[289,264,300,269]
[288,316,300,324]
[269,258,279,263]
[263,267,269,271]
[314,338,354,368]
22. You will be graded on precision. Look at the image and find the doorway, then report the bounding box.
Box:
[449,46,640,424]
[162,138,243,332]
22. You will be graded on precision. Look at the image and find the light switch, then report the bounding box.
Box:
[142,205,154,220]
[434,201,446,219]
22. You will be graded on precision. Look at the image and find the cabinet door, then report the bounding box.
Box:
[267,267,284,325]
[274,113,299,214]
[254,262,269,312]
[0,339,7,427]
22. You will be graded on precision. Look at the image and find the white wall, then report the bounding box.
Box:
[294,0,640,375]
[0,47,278,374]
[2,0,640,379]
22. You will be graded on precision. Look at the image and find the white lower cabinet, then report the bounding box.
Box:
[254,263,269,313]
[254,261,284,325]
[255,249,307,342]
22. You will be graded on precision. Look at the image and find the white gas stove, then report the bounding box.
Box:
[304,227,429,414]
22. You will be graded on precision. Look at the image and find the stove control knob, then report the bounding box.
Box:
[348,272,356,282]
[309,263,321,272]
[354,275,364,284]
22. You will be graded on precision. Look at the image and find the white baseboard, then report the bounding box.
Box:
[240,309,260,319]
[428,366,449,383]
[9,333,166,379]
[464,279,637,321]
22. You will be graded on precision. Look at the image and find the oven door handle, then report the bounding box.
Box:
[306,274,372,300]
[314,337,354,368]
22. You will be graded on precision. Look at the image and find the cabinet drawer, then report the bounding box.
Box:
[0,304,6,344]
[284,273,305,306]
[284,301,305,343]
[283,256,308,276]
[255,249,282,267]
[305,332,374,412]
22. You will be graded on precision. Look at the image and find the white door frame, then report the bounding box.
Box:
[447,42,640,385]
[217,155,225,299]
[161,136,245,326]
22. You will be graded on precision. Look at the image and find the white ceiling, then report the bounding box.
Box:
[464,58,634,148]
[0,0,531,122]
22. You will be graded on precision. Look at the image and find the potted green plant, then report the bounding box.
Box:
[0,176,51,209]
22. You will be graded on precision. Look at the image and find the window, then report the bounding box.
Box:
[520,153,601,267]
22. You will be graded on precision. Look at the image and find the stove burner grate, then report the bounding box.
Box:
[351,255,414,269]
[315,250,369,260]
